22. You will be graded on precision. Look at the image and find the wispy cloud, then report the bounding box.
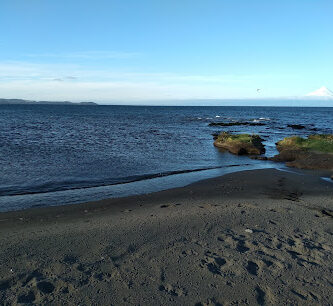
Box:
[0,60,301,101]
[0,61,260,83]
[0,61,80,80]
[25,50,140,60]
[0,79,229,101]
[48,77,78,82]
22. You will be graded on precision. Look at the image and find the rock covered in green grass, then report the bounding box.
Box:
[276,135,333,153]
[272,135,333,170]
[214,132,265,155]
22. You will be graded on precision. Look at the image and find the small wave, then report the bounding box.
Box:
[252,117,270,123]
[0,164,251,197]
[215,115,221,118]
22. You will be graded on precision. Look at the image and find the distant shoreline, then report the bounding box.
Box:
[2,98,333,107]
[0,98,97,105]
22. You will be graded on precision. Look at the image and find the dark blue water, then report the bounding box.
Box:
[1,104,332,211]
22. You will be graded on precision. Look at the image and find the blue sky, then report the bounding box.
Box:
[0,0,332,102]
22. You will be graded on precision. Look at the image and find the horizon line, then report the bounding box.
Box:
[2,96,333,103]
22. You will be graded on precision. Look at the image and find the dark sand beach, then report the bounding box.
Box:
[0,168,333,305]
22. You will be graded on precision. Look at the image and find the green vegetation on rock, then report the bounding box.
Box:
[277,135,333,153]
[272,134,333,170]
[214,132,265,155]
[216,132,256,143]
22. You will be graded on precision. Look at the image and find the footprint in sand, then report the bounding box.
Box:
[13,270,57,304]
[122,209,132,213]
[17,291,36,304]
[160,203,182,208]
[195,298,223,306]
[236,239,250,253]
[36,281,55,294]
[319,209,333,218]
[63,255,78,265]
[217,230,251,253]
[200,252,227,276]
[158,283,185,297]
[0,280,10,291]
[246,261,259,276]
[255,286,266,305]
[284,191,302,202]
[263,178,302,202]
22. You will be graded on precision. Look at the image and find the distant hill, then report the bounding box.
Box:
[0,98,98,105]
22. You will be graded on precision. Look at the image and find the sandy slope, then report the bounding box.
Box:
[0,169,332,305]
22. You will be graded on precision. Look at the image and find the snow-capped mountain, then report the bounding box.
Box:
[305,86,333,98]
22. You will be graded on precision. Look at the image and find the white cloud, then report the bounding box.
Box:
[0,60,294,101]
[25,50,140,60]
[0,79,232,101]
[0,61,80,80]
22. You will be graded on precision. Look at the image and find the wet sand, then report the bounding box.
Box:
[0,168,332,305]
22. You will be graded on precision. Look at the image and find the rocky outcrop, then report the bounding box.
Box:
[271,135,333,170]
[287,124,306,130]
[271,150,333,170]
[214,132,265,155]
[209,122,266,127]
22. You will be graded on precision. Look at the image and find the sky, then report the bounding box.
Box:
[0,0,332,103]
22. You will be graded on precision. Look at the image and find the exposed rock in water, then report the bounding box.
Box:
[271,135,333,170]
[209,122,266,127]
[214,132,265,155]
[250,156,268,161]
[271,151,333,169]
[287,124,306,130]
[211,133,219,140]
